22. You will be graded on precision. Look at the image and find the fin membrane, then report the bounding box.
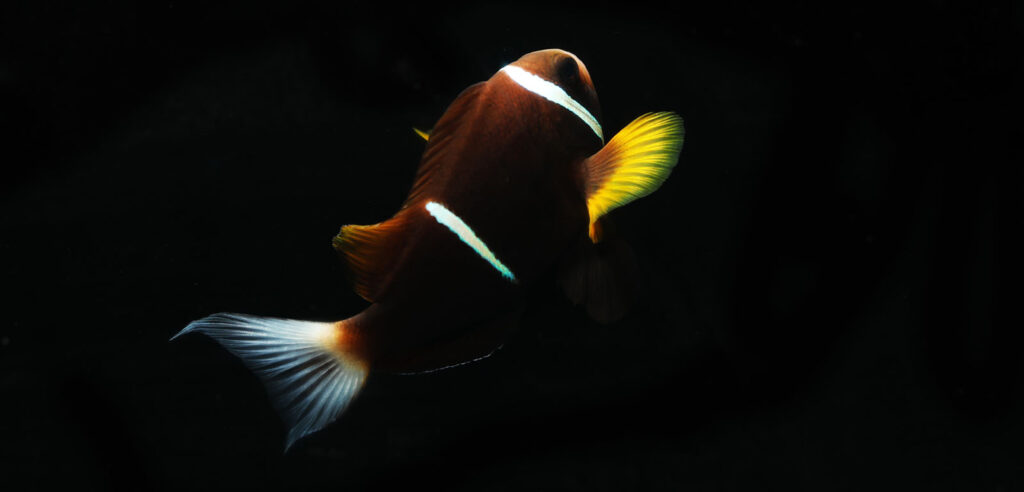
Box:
[559,224,641,323]
[172,313,368,450]
[381,309,520,374]
[584,112,684,242]
[404,82,485,206]
[413,127,431,141]
[333,213,409,302]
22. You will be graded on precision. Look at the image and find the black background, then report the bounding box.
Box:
[1,1,1020,490]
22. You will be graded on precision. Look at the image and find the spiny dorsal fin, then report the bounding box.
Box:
[332,212,411,302]
[583,112,684,242]
[336,84,487,300]
[404,82,486,207]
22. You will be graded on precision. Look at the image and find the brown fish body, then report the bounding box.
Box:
[174,49,684,449]
[344,51,605,371]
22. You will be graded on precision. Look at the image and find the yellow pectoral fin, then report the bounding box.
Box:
[413,127,431,142]
[583,112,685,242]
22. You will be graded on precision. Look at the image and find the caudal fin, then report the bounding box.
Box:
[172,313,368,450]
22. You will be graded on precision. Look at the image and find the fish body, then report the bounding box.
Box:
[173,49,684,448]
[344,50,602,371]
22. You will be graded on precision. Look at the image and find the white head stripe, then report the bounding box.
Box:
[425,201,517,283]
[500,65,604,141]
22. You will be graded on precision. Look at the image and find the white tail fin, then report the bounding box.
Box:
[172,313,368,450]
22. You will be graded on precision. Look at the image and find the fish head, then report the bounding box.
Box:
[507,49,602,129]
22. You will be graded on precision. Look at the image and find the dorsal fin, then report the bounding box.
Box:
[332,211,412,302]
[403,82,487,207]
[583,112,684,242]
[334,83,487,301]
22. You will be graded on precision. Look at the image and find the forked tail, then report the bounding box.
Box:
[171,313,368,450]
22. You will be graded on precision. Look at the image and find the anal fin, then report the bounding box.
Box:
[379,310,521,374]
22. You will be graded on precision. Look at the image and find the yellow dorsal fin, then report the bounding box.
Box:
[332,212,411,302]
[413,127,431,141]
[583,112,684,242]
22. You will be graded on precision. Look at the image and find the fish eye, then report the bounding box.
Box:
[555,56,580,85]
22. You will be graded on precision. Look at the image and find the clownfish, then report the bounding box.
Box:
[172,49,684,449]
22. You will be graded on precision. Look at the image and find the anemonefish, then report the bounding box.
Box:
[172,49,684,449]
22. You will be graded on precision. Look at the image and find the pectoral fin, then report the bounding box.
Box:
[559,219,641,323]
[583,112,684,242]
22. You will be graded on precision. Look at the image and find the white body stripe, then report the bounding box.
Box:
[425,201,517,283]
[499,65,604,141]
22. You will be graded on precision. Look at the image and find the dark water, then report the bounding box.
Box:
[2,2,1019,490]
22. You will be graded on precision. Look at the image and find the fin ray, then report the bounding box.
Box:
[559,223,641,323]
[332,212,411,302]
[379,310,520,374]
[172,313,368,450]
[583,112,684,242]
[404,82,486,206]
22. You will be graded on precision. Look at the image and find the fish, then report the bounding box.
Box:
[172,48,684,449]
